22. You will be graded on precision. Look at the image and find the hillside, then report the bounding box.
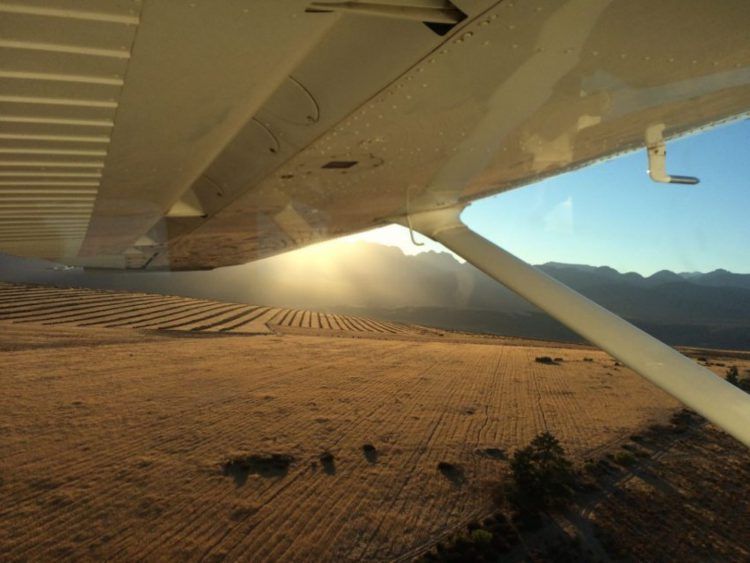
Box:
[1,284,749,561]
[2,246,750,349]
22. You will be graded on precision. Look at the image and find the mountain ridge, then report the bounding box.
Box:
[2,245,749,349]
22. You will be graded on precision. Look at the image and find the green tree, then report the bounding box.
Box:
[509,432,575,513]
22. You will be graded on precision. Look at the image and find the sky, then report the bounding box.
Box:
[344,118,750,275]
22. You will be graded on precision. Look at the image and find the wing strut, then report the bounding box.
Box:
[402,206,750,448]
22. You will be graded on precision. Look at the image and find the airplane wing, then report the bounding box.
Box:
[1,0,749,269]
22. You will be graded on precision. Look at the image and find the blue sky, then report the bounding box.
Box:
[347,118,750,275]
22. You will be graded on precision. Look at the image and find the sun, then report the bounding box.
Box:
[329,224,451,256]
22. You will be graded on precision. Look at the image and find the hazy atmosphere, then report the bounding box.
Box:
[3,238,750,349]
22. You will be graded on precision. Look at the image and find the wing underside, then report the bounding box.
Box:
[1,0,749,270]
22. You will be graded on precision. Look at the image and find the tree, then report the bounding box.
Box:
[509,432,575,513]
[726,366,740,387]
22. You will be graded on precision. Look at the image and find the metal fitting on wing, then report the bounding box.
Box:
[645,123,699,185]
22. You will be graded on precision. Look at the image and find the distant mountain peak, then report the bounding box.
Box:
[648,269,683,279]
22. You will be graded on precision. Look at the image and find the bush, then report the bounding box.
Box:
[726,366,740,386]
[509,432,575,513]
[437,461,466,485]
[535,356,557,365]
[583,459,599,474]
[470,529,493,545]
[613,451,636,467]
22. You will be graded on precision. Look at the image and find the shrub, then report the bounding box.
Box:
[509,432,575,513]
[726,366,740,386]
[221,453,294,482]
[453,534,471,550]
[362,443,378,463]
[535,356,557,365]
[612,451,636,467]
[670,409,700,433]
[437,461,466,485]
[470,529,493,545]
[583,459,599,474]
[319,452,336,475]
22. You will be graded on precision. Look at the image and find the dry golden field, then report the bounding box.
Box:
[0,283,748,561]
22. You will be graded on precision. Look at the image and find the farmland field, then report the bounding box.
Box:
[0,284,748,561]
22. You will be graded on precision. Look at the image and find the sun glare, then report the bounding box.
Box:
[319,224,452,257]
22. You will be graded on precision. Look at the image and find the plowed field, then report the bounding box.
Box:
[1,283,746,561]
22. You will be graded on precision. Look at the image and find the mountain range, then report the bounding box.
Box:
[1,243,749,349]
